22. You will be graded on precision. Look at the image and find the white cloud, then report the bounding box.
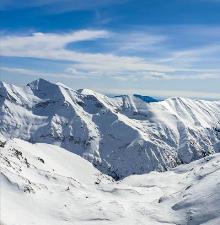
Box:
[110,31,167,53]
[1,29,220,81]
[0,30,176,78]
[1,66,219,99]
[0,66,95,80]
[0,67,74,79]
[0,30,110,51]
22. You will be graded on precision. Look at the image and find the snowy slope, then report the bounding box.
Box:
[1,139,220,225]
[0,79,220,178]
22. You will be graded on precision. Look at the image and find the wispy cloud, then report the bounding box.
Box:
[0,30,176,77]
[1,67,220,99]
[0,66,97,81]
[0,66,74,79]
[1,28,220,82]
[110,31,167,54]
[0,30,110,50]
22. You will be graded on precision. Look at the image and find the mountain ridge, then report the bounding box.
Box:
[0,78,220,179]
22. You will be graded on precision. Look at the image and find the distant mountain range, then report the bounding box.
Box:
[133,94,159,103]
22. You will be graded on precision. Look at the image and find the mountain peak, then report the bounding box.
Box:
[1,80,220,179]
[27,78,55,90]
[26,78,62,99]
[0,80,7,87]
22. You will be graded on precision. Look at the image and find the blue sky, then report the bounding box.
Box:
[0,0,220,98]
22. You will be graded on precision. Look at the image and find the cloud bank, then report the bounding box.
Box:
[1,28,220,82]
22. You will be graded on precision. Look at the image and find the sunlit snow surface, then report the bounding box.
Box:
[1,139,220,225]
[0,79,220,179]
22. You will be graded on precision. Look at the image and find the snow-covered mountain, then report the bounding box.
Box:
[1,139,220,225]
[0,78,220,179]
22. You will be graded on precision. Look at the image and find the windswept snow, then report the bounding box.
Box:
[1,79,220,224]
[1,139,220,225]
[0,79,220,178]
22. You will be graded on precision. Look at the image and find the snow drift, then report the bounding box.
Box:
[1,139,220,225]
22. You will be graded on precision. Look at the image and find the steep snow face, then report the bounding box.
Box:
[1,139,220,225]
[0,79,220,178]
